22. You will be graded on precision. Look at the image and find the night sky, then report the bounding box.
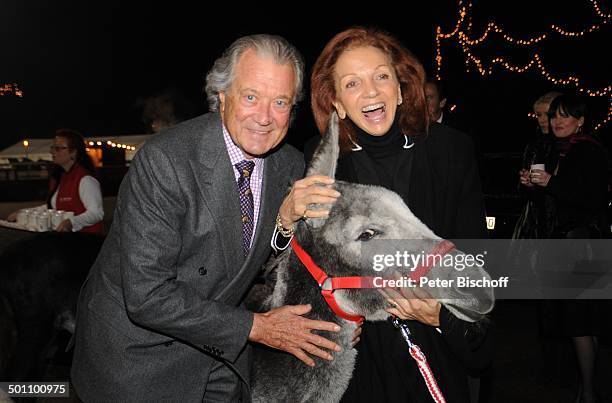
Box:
[1,0,610,153]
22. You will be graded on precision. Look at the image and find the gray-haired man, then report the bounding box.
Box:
[71,34,340,402]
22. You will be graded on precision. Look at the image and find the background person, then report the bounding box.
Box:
[425,78,483,175]
[425,78,448,124]
[70,34,341,402]
[530,94,609,403]
[6,128,104,233]
[514,91,562,239]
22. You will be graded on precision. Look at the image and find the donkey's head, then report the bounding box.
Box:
[293,113,494,323]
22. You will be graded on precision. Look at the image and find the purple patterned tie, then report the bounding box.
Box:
[235,160,255,256]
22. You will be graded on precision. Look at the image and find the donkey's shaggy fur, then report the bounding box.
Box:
[250,113,494,402]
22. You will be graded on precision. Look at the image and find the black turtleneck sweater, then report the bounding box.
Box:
[354,118,406,190]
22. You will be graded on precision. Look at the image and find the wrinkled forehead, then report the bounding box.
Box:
[233,49,297,100]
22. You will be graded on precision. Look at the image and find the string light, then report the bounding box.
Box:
[436,0,611,130]
[457,0,610,46]
[85,140,136,151]
[0,83,23,97]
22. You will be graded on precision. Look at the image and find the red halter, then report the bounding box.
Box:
[290,238,456,323]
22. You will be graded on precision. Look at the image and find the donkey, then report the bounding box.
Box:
[250,113,495,403]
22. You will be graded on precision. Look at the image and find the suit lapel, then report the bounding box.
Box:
[189,115,244,282]
[247,154,285,264]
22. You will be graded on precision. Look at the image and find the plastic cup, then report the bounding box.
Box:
[16,209,29,226]
[27,211,39,231]
[530,163,545,184]
[37,212,50,231]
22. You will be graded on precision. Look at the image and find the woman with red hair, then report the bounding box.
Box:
[280,27,492,402]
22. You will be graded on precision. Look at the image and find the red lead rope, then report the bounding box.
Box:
[393,317,447,403]
[411,344,447,403]
[290,238,455,402]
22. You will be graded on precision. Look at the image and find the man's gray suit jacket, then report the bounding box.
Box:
[71,112,304,402]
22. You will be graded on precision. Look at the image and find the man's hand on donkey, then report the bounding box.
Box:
[249,304,342,367]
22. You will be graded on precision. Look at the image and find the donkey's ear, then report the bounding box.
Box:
[303,112,340,229]
[306,112,339,178]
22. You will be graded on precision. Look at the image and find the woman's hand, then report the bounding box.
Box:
[55,219,73,232]
[519,169,533,187]
[351,323,362,348]
[380,286,441,327]
[529,169,551,187]
[278,175,340,230]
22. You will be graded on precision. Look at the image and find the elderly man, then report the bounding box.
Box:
[71,34,340,402]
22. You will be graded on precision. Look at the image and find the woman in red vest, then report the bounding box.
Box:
[47,128,104,233]
[7,129,104,234]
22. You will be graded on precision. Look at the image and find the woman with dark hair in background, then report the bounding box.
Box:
[530,94,609,403]
[7,128,104,233]
[279,26,492,402]
[530,94,608,239]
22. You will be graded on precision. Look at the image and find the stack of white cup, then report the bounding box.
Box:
[15,208,75,232]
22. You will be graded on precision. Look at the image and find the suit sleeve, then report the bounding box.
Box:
[117,144,253,363]
[270,151,306,252]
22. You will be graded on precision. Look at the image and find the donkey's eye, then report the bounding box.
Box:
[357,229,379,242]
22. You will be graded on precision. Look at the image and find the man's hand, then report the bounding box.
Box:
[380,286,441,327]
[249,304,341,367]
[278,175,340,230]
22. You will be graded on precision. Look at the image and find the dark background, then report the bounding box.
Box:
[1,0,610,153]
